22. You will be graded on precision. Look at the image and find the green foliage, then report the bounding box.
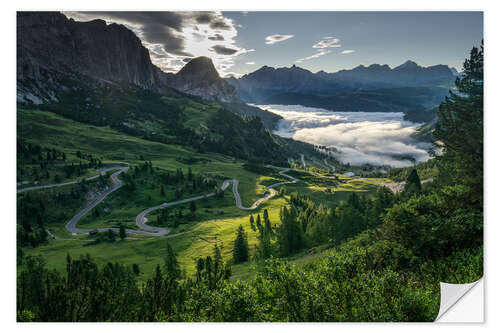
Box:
[233,225,249,264]
[403,168,422,196]
[165,243,181,280]
[276,206,304,256]
[434,43,483,206]
[119,224,126,240]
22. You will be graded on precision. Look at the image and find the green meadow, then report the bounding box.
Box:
[19,108,383,281]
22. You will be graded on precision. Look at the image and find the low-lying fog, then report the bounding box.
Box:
[258,104,432,168]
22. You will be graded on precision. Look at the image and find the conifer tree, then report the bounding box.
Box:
[404,169,421,195]
[119,224,126,240]
[256,214,262,232]
[164,243,181,280]
[249,215,256,231]
[233,225,249,263]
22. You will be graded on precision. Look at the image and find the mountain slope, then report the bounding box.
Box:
[263,87,450,113]
[16,12,298,163]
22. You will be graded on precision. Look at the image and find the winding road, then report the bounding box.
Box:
[134,166,299,236]
[20,159,434,238]
[16,165,120,193]
[300,154,306,168]
[20,162,299,238]
[323,159,336,172]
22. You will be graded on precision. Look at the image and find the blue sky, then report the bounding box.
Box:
[224,11,483,75]
[66,11,483,77]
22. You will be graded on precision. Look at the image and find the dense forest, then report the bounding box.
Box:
[17,44,483,322]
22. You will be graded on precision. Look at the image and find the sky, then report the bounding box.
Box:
[64,11,483,78]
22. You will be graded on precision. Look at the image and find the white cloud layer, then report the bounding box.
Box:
[265,34,295,45]
[341,50,355,54]
[257,104,431,168]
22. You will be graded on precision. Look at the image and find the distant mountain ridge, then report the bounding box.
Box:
[227,61,456,103]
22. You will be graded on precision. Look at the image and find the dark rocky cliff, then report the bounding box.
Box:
[17,12,160,91]
[17,12,239,104]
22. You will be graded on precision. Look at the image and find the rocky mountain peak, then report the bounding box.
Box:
[177,56,220,82]
[394,60,420,70]
[162,56,240,103]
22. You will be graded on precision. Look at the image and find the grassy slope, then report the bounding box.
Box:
[19,108,382,281]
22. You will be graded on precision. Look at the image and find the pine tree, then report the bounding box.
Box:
[119,224,126,240]
[404,169,421,195]
[256,214,262,232]
[276,206,304,256]
[263,209,273,236]
[249,215,256,231]
[233,225,249,263]
[164,243,181,280]
[434,42,483,204]
[189,200,196,214]
[160,185,165,197]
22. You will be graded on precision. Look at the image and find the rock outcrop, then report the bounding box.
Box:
[160,57,240,103]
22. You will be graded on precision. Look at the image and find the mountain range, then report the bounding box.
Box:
[16,12,302,164]
[17,11,453,145]
[226,61,457,103]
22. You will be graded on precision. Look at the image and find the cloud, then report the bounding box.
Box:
[211,45,239,55]
[265,34,294,45]
[195,13,213,24]
[313,37,341,49]
[63,11,247,76]
[210,20,232,30]
[208,33,225,41]
[258,104,431,168]
[245,62,256,65]
[341,50,355,54]
[296,49,331,63]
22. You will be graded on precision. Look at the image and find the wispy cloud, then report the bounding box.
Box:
[341,50,355,54]
[295,36,342,63]
[245,61,256,65]
[265,34,294,45]
[296,50,331,63]
[313,37,341,49]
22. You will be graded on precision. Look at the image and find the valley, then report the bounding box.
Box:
[15,11,483,323]
[18,107,383,280]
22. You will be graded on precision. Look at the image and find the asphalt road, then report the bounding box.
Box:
[134,167,298,235]
[57,163,298,237]
[300,154,306,168]
[16,165,121,193]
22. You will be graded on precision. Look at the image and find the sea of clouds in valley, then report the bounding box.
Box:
[257,104,432,168]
